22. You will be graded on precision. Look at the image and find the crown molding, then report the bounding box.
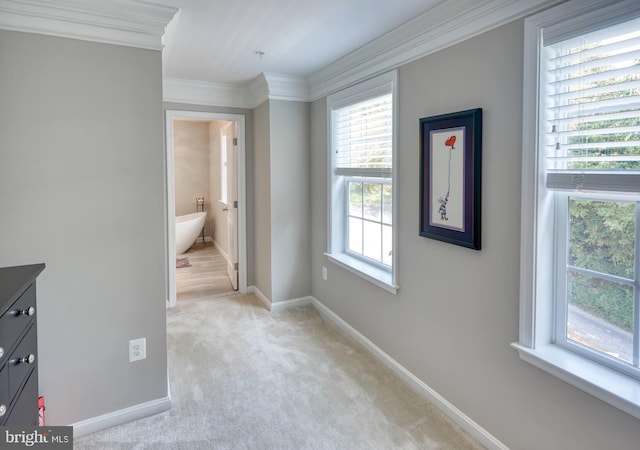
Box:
[248,74,270,107]
[307,0,564,99]
[163,77,256,109]
[165,0,565,109]
[262,73,311,103]
[163,73,310,109]
[0,0,178,50]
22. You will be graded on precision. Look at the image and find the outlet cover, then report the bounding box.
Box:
[129,337,146,362]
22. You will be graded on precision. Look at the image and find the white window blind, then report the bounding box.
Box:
[334,93,393,178]
[545,17,640,193]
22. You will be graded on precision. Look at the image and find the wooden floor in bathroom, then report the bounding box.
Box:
[176,240,234,301]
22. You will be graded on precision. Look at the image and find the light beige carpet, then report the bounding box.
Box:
[74,294,484,449]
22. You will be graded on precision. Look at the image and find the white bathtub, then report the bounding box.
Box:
[175,212,206,255]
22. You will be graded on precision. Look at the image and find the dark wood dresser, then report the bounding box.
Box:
[0,263,44,426]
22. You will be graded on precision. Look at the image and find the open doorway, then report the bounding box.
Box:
[165,110,247,307]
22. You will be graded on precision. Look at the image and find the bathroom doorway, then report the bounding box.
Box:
[165,110,247,307]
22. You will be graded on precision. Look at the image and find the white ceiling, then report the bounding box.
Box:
[156,0,443,84]
[0,0,562,105]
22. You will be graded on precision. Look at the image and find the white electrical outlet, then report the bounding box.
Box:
[322,266,328,281]
[129,338,146,362]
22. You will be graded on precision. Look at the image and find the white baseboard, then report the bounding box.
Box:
[71,396,171,438]
[310,296,508,450]
[212,239,229,262]
[248,285,271,310]
[247,286,313,313]
[270,296,313,313]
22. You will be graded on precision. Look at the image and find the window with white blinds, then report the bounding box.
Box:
[515,0,640,419]
[334,93,393,178]
[544,17,640,192]
[326,71,398,294]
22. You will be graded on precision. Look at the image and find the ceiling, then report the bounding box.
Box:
[155,0,443,84]
[0,0,562,105]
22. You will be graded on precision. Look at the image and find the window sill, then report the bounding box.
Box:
[511,342,640,420]
[325,252,398,295]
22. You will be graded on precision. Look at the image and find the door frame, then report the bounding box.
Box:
[165,110,247,307]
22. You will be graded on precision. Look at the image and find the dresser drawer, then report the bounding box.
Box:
[0,283,36,367]
[3,370,38,427]
[0,363,8,424]
[7,324,36,403]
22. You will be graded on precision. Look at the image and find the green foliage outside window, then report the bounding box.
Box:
[568,199,636,331]
[562,54,639,332]
[349,182,392,221]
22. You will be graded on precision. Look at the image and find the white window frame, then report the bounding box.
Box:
[512,0,640,420]
[326,71,399,294]
[345,177,393,268]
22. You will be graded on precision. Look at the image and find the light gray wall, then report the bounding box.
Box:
[269,100,311,303]
[250,100,311,303]
[310,20,640,450]
[0,30,168,425]
[253,101,272,299]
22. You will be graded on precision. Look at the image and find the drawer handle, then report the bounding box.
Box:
[0,347,3,358]
[20,354,35,364]
[21,306,35,316]
[0,404,6,417]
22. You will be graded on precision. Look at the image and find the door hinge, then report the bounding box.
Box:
[234,262,239,270]
[233,200,238,208]
[233,137,238,146]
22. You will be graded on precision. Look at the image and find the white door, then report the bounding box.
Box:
[226,122,239,290]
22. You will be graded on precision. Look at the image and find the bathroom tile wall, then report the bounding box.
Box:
[174,120,210,231]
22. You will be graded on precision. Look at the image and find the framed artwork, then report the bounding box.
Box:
[419,108,482,250]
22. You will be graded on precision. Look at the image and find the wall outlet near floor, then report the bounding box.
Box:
[129,337,146,362]
[322,266,328,281]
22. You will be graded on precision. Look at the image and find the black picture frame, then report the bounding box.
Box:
[419,108,482,250]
